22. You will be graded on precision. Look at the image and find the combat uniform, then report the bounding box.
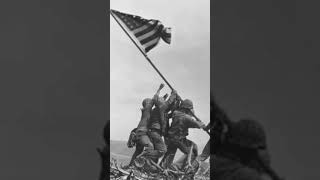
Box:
[161,106,205,170]
[144,90,178,162]
[127,98,154,166]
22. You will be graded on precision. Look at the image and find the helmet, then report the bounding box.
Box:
[142,98,153,108]
[227,119,267,149]
[180,99,194,110]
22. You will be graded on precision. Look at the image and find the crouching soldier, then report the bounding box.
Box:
[125,97,155,168]
[161,99,206,172]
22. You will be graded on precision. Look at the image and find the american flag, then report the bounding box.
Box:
[110,9,171,53]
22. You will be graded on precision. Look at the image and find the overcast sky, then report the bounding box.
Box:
[110,0,210,145]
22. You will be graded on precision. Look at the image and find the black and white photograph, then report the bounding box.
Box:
[109,0,210,179]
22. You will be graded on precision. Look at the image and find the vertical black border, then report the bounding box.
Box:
[106,0,111,178]
[100,0,110,179]
[210,0,215,178]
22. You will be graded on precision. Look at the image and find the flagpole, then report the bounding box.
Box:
[109,10,174,91]
[110,10,209,135]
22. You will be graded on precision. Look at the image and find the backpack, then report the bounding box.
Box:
[127,128,137,148]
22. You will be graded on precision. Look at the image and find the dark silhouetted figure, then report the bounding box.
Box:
[97,120,110,180]
[212,96,284,180]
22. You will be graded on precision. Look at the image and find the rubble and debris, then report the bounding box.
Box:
[109,158,210,180]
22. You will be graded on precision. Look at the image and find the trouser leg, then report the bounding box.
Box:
[128,144,144,166]
[134,133,154,159]
[190,141,198,163]
[160,142,177,169]
[147,130,167,163]
[172,138,198,170]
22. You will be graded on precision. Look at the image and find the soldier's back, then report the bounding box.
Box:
[214,155,262,180]
[167,110,186,135]
[148,107,161,129]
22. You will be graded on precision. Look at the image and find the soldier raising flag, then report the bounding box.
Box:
[110,9,210,134]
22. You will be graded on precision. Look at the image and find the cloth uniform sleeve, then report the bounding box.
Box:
[184,113,205,129]
[152,93,168,135]
[152,93,160,104]
[165,90,177,107]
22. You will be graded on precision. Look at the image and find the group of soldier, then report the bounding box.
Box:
[121,83,284,180]
[125,83,210,175]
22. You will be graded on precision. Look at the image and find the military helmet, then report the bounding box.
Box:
[180,99,194,110]
[227,119,267,149]
[142,98,153,108]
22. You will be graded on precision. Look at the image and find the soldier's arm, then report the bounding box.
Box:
[152,83,164,102]
[165,89,178,107]
[185,114,206,129]
[152,84,172,135]
[160,113,167,135]
[203,122,211,131]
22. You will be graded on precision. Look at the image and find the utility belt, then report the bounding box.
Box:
[127,127,151,148]
[167,129,187,138]
[127,128,138,148]
[167,133,187,142]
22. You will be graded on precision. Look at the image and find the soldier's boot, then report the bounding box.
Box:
[134,149,151,169]
[133,156,147,169]
[135,143,154,159]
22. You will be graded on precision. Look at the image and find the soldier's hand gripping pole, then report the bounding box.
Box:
[191,112,210,136]
[157,83,165,95]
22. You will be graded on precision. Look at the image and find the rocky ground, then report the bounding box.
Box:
[108,140,210,180]
[109,158,210,180]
